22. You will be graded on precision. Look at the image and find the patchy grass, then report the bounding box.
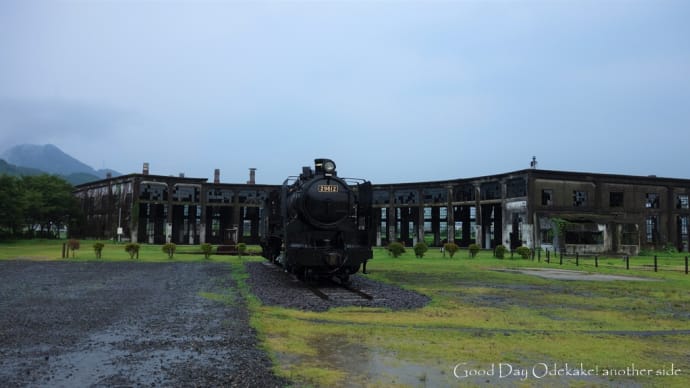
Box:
[240,247,690,387]
[3,241,689,386]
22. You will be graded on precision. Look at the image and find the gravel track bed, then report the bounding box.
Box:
[245,261,431,312]
[0,260,288,387]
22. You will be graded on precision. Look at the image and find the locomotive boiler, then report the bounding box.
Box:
[260,158,374,282]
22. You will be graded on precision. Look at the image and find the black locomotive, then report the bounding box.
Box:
[260,158,374,282]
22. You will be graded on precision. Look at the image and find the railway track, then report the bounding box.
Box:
[307,281,375,303]
[259,261,382,307]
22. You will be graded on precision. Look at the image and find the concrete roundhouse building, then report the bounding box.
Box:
[74,162,690,255]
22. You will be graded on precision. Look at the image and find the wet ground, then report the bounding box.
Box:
[0,260,288,387]
[497,268,659,281]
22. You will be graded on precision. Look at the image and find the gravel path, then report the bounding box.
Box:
[0,260,289,387]
[245,261,431,312]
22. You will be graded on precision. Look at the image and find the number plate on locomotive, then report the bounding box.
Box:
[318,184,339,193]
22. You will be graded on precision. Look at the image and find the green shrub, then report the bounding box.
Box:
[125,243,140,259]
[162,243,176,259]
[494,245,506,259]
[237,243,247,258]
[516,246,531,259]
[387,242,406,258]
[444,242,459,258]
[93,242,104,259]
[468,243,480,258]
[67,239,80,258]
[200,243,213,259]
[413,242,428,258]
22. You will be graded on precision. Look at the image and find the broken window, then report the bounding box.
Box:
[394,190,418,205]
[573,191,588,207]
[677,195,689,209]
[621,224,638,245]
[139,182,168,201]
[208,189,233,204]
[506,178,526,198]
[541,228,555,244]
[646,216,658,243]
[609,191,624,207]
[645,193,659,208]
[423,188,447,203]
[173,184,200,202]
[565,231,603,244]
[480,181,501,200]
[453,184,475,201]
[541,189,553,206]
[373,190,390,205]
[680,216,689,251]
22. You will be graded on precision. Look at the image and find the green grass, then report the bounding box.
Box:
[2,241,689,387]
[248,248,690,387]
[0,239,261,262]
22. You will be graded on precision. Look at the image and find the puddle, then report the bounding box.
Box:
[279,336,645,387]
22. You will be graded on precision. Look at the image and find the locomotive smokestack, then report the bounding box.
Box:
[214,169,220,184]
[143,162,149,175]
[247,168,256,185]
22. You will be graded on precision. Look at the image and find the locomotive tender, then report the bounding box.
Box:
[260,158,374,282]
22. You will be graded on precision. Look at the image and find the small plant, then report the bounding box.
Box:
[67,239,80,258]
[444,242,459,258]
[494,245,506,259]
[125,243,140,259]
[468,243,480,258]
[200,243,213,260]
[93,242,104,259]
[162,242,176,259]
[413,242,428,258]
[387,242,406,258]
[237,243,247,258]
[516,246,531,259]
[664,242,678,254]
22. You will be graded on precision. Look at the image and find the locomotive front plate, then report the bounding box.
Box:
[318,184,339,193]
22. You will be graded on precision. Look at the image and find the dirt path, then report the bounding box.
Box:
[0,261,287,387]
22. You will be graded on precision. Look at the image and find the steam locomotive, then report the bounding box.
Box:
[260,158,374,282]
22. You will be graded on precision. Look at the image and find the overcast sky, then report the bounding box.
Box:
[1,0,689,184]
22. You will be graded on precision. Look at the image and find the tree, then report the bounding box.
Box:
[387,242,406,258]
[20,175,80,238]
[413,242,428,258]
[444,242,460,258]
[125,243,140,259]
[0,175,28,237]
[162,243,176,259]
[237,243,247,258]
[468,243,480,258]
[67,239,80,258]
[494,245,507,259]
[93,242,104,259]
[200,243,213,259]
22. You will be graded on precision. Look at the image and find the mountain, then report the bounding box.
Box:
[1,144,121,185]
[0,159,46,177]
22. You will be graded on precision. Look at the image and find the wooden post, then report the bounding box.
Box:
[654,255,658,272]
[595,255,598,268]
[576,252,579,266]
[686,256,688,275]
[626,255,629,270]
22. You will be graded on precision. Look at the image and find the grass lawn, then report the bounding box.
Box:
[2,240,689,387]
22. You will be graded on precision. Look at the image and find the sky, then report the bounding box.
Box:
[1,0,689,185]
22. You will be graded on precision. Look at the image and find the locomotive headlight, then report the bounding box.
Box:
[323,160,336,173]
